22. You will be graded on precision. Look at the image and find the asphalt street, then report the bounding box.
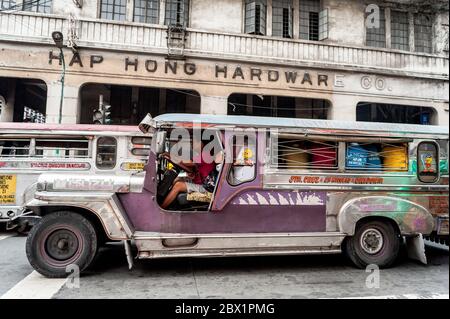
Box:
[0,230,448,299]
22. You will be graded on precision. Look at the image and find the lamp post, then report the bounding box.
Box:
[52,31,65,124]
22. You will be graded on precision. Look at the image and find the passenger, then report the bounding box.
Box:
[160,136,216,210]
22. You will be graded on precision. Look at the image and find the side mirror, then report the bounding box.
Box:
[155,131,167,154]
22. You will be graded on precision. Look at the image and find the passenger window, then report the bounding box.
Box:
[96,137,117,169]
[228,135,256,186]
[274,137,338,169]
[35,139,89,158]
[0,139,31,157]
[417,142,439,183]
[346,142,408,171]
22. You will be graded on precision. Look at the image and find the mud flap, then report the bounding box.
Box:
[123,240,134,270]
[406,234,427,265]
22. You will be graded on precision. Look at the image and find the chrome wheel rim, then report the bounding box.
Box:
[360,228,384,255]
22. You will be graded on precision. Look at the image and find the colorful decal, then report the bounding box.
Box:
[231,191,325,206]
[243,148,253,160]
[0,175,17,205]
[420,153,436,173]
[289,175,384,185]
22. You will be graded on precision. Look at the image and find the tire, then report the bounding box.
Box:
[345,220,401,269]
[26,211,98,278]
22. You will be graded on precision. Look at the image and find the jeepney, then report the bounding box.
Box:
[23,114,448,278]
[0,123,151,231]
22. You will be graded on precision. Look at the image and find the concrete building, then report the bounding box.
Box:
[0,0,448,126]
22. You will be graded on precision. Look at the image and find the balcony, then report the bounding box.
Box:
[0,12,448,79]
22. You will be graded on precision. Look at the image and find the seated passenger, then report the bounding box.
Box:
[160,137,216,210]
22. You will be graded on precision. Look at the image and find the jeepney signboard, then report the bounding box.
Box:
[0,175,17,205]
[0,161,91,170]
[121,162,146,171]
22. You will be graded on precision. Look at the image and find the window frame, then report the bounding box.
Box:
[99,0,127,22]
[134,0,160,24]
[244,0,267,36]
[299,0,321,41]
[227,134,257,186]
[96,136,118,170]
[22,0,52,13]
[390,10,410,51]
[366,7,386,48]
[269,133,339,171]
[0,0,15,10]
[0,138,32,158]
[164,0,190,27]
[414,13,433,53]
[344,141,409,172]
[272,0,293,39]
[417,141,440,183]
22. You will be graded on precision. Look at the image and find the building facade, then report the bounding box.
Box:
[0,0,448,126]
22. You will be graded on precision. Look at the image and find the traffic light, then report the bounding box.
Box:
[92,104,112,125]
[103,104,112,124]
[93,108,104,124]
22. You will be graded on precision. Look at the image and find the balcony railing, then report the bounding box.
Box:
[1,12,448,79]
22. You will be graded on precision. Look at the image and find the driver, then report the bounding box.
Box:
[160,136,216,210]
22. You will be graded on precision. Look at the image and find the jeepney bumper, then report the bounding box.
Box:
[1,210,41,231]
[424,216,450,246]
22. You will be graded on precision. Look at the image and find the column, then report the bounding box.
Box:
[201,95,228,115]
[435,103,449,126]
[127,0,135,22]
[385,8,391,49]
[408,11,415,52]
[159,0,166,25]
[327,94,358,122]
[293,0,300,39]
[0,79,15,122]
[267,0,273,36]
[46,82,80,124]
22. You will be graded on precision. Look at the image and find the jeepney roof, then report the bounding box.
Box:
[153,113,449,138]
[0,123,142,136]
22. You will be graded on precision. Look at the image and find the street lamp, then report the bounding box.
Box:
[52,31,65,124]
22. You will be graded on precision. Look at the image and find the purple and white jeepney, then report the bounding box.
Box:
[24,114,449,278]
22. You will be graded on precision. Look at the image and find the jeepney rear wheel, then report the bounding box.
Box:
[345,220,401,269]
[26,211,98,278]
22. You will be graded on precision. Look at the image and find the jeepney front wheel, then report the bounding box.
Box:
[345,220,401,269]
[26,211,98,278]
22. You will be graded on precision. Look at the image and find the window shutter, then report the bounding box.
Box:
[245,2,256,34]
[259,2,267,35]
[319,8,328,40]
